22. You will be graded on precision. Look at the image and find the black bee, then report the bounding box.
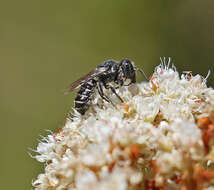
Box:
[65,59,148,115]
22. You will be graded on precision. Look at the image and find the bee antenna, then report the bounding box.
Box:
[135,67,149,81]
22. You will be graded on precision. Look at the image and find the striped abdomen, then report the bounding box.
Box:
[74,79,97,115]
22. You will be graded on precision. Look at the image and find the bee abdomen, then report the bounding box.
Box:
[74,79,97,115]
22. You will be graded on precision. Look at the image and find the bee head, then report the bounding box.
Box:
[119,59,136,83]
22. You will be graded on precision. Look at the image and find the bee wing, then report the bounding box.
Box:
[64,67,107,94]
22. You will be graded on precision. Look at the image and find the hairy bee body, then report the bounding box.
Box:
[66,59,148,115]
[74,79,97,115]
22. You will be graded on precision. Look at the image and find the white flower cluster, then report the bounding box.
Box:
[32,62,214,190]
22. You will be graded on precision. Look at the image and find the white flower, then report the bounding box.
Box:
[32,60,214,190]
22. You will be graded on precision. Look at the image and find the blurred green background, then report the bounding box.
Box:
[0,0,214,189]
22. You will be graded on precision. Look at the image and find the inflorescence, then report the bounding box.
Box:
[32,60,214,190]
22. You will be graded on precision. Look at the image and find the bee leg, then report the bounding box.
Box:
[105,85,124,103]
[123,82,132,86]
[97,82,116,107]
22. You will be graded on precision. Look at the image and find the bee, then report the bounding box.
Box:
[65,59,148,115]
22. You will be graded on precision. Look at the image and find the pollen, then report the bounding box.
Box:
[120,103,130,112]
